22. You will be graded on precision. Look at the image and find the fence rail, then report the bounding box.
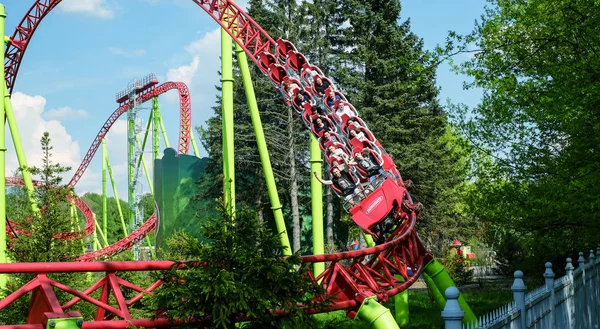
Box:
[442,247,600,329]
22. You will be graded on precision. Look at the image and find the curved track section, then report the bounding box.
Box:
[4,0,430,317]
[69,81,192,188]
[5,177,95,240]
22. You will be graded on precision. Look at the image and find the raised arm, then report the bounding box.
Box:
[313,171,332,185]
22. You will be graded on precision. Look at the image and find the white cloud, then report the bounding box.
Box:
[44,106,88,121]
[59,0,114,19]
[9,92,81,178]
[166,56,200,86]
[109,47,146,57]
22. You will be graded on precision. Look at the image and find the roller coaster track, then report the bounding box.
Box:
[0,0,433,325]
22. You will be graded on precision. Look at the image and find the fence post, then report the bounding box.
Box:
[442,287,464,329]
[512,270,527,329]
[566,257,575,329]
[597,248,600,324]
[544,262,555,329]
[578,252,588,329]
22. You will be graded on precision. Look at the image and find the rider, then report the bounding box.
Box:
[348,148,387,183]
[313,168,359,204]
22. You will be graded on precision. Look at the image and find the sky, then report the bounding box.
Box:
[2,0,486,198]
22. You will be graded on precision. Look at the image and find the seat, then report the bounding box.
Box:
[286,51,308,73]
[258,52,276,75]
[276,39,297,62]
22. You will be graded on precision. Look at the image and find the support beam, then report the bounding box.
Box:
[105,151,128,238]
[102,138,107,239]
[235,44,291,255]
[0,4,6,289]
[355,297,400,329]
[127,107,135,229]
[310,135,324,276]
[137,110,153,169]
[4,83,38,215]
[152,97,160,159]
[158,112,170,149]
[221,27,235,213]
[135,136,153,195]
[190,128,200,158]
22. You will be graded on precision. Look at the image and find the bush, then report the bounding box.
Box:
[440,253,474,286]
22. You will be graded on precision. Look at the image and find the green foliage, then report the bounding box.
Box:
[1,132,93,323]
[446,0,600,273]
[146,205,325,328]
[439,253,474,286]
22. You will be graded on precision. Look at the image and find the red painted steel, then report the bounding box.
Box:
[2,0,431,326]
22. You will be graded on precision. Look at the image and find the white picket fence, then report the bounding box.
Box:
[441,248,600,329]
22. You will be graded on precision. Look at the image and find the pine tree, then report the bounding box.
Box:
[339,0,473,252]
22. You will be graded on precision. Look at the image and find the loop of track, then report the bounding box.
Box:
[4,0,430,314]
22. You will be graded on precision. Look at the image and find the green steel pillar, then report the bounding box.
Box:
[190,128,200,158]
[102,139,107,238]
[221,27,235,213]
[127,109,135,229]
[423,258,476,324]
[355,297,400,329]
[135,136,153,195]
[152,97,160,159]
[4,83,38,215]
[158,112,170,149]
[106,151,128,238]
[235,44,291,255]
[0,4,6,290]
[310,135,324,276]
[137,109,153,169]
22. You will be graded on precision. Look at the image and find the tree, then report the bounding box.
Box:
[146,205,324,328]
[337,0,474,253]
[1,132,92,322]
[447,0,600,273]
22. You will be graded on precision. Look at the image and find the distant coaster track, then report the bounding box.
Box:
[2,0,432,324]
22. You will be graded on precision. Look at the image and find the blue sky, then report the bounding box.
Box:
[2,0,486,197]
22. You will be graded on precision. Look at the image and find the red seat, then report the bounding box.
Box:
[276,39,296,61]
[268,63,287,85]
[350,148,384,179]
[324,89,346,110]
[342,116,368,135]
[258,52,276,75]
[311,77,334,96]
[332,101,358,125]
[318,131,343,151]
[287,51,308,73]
[292,88,314,113]
[301,64,324,85]
[327,166,359,198]
[311,116,335,138]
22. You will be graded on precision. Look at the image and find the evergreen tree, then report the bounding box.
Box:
[339,0,474,253]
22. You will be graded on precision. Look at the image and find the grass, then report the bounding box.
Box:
[311,285,514,328]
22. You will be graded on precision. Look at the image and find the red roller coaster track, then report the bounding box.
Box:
[1,0,432,327]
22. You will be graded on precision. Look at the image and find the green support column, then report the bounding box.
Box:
[423,258,476,324]
[102,139,107,238]
[235,44,291,255]
[152,97,160,159]
[310,135,324,276]
[106,151,128,238]
[355,297,400,329]
[0,4,7,290]
[137,109,153,169]
[190,128,200,158]
[221,27,235,213]
[127,109,135,229]
[135,136,153,194]
[4,83,38,214]
[158,112,170,149]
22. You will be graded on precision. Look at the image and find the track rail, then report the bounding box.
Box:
[2,0,431,325]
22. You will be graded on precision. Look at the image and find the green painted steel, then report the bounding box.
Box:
[102,139,107,238]
[105,151,128,238]
[393,275,409,326]
[152,97,160,159]
[93,213,108,248]
[135,136,153,195]
[221,27,235,213]
[153,149,206,253]
[310,135,324,276]
[190,128,200,157]
[158,111,170,148]
[0,4,6,290]
[127,109,135,229]
[355,297,400,329]
[422,272,445,310]
[45,315,83,329]
[4,83,38,214]
[423,258,476,324]
[235,44,291,255]
[137,110,153,169]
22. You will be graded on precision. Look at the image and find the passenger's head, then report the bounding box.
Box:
[316,77,323,84]
[327,145,335,153]
[349,130,357,138]
[354,152,363,160]
[332,167,342,177]
[323,131,331,139]
[316,117,323,126]
[328,91,335,98]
